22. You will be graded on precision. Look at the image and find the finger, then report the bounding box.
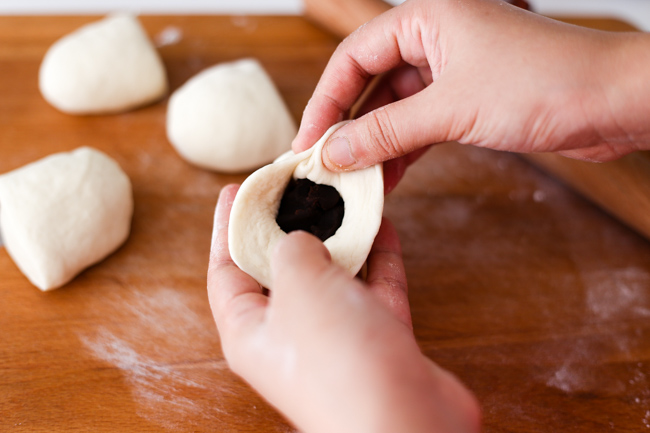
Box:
[270,230,373,319]
[557,142,632,162]
[270,231,334,296]
[365,218,412,329]
[353,66,432,195]
[292,3,434,153]
[355,65,429,119]
[354,77,396,119]
[383,157,408,195]
[209,184,239,265]
[389,65,431,100]
[291,51,370,153]
[207,185,267,351]
[320,79,463,171]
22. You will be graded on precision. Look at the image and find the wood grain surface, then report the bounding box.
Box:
[2,15,650,433]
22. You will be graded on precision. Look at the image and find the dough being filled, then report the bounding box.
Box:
[39,14,168,114]
[0,148,133,291]
[166,58,297,173]
[229,122,384,289]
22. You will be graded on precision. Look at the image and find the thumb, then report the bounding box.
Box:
[270,231,359,311]
[270,231,336,298]
[322,85,457,171]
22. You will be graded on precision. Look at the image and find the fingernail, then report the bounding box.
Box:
[325,136,356,168]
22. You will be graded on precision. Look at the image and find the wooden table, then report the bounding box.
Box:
[2,15,650,433]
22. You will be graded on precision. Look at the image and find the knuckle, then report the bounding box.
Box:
[364,109,404,160]
[321,92,348,118]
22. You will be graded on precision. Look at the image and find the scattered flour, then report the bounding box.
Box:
[388,143,650,427]
[230,16,258,32]
[585,267,650,320]
[533,190,546,203]
[77,285,233,430]
[80,328,225,424]
[542,338,625,396]
[430,149,650,429]
[541,195,650,429]
[547,363,585,393]
[155,26,183,47]
[542,268,650,398]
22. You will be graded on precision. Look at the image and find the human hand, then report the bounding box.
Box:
[207,184,481,433]
[293,0,650,178]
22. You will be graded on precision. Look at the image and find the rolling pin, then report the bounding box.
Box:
[303,0,650,241]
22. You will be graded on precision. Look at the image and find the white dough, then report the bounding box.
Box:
[229,122,384,289]
[0,148,133,291]
[39,14,168,114]
[166,58,297,173]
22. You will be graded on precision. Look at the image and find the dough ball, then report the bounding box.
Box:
[0,148,133,291]
[39,14,168,114]
[166,58,297,173]
[229,122,384,289]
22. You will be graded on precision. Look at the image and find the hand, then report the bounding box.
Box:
[207,184,481,433]
[293,0,650,180]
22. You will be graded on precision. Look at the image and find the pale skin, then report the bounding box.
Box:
[209,185,480,433]
[209,0,650,431]
[293,0,650,175]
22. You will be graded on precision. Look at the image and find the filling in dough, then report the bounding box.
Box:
[228,121,384,290]
[276,178,345,242]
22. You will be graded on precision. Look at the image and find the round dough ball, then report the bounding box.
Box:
[39,14,168,114]
[229,122,384,289]
[0,148,133,291]
[166,58,297,173]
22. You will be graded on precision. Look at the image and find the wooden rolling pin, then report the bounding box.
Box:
[303,0,650,240]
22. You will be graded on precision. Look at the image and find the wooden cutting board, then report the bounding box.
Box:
[2,15,650,433]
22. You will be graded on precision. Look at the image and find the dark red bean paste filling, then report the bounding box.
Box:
[276,178,344,242]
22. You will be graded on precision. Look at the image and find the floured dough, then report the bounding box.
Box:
[229,122,384,289]
[166,58,297,173]
[39,14,168,114]
[0,147,133,291]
